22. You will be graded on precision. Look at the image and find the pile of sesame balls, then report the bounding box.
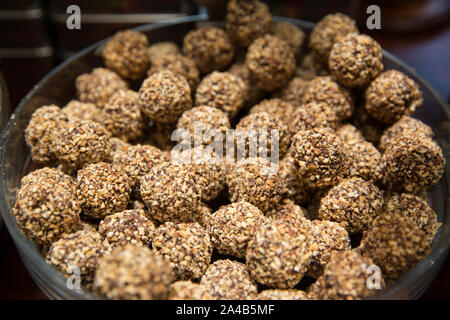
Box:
[15,1,444,300]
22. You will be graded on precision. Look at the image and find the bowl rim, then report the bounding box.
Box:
[0,14,449,300]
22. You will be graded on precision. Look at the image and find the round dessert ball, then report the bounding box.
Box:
[352,105,387,143]
[272,21,305,57]
[336,123,365,143]
[169,281,214,300]
[139,70,192,124]
[176,105,230,146]
[382,136,445,193]
[227,158,285,213]
[147,41,179,62]
[25,105,68,162]
[329,33,383,88]
[101,90,145,142]
[76,68,128,108]
[296,53,329,80]
[309,250,384,300]
[140,162,201,223]
[62,100,102,122]
[246,219,312,288]
[309,13,358,65]
[379,116,434,151]
[98,209,156,248]
[226,0,272,48]
[76,162,132,219]
[250,99,296,127]
[267,198,308,222]
[183,26,234,74]
[102,30,149,80]
[204,201,266,258]
[93,245,175,300]
[53,120,111,170]
[246,34,296,91]
[46,230,111,288]
[343,140,384,183]
[318,177,383,233]
[291,127,347,189]
[288,102,339,137]
[257,289,311,300]
[302,76,353,121]
[147,53,200,91]
[195,71,246,118]
[358,212,430,281]
[364,70,423,124]
[227,62,265,106]
[200,259,258,300]
[278,155,310,205]
[271,77,309,107]
[153,222,212,280]
[13,168,81,246]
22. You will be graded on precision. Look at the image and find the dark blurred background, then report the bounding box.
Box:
[0,0,449,299]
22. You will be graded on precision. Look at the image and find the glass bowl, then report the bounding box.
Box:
[0,15,449,300]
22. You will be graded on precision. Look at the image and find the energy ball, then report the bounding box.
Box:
[53,120,111,170]
[62,100,102,122]
[358,213,430,282]
[76,162,131,219]
[25,105,68,163]
[267,198,308,223]
[278,155,310,205]
[309,250,384,300]
[272,21,305,57]
[226,0,272,48]
[309,13,358,65]
[204,201,266,258]
[195,71,246,118]
[302,76,353,121]
[76,68,128,108]
[227,158,285,213]
[13,168,81,246]
[271,77,309,107]
[329,33,383,88]
[227,62,265,106]
[98,209,156,248]
[337,123,365,143]
[246,219,312,288]
[343,140,384,183]
[382,136,445,193]
[288,102,339,138]
[246,34,296,91]
[257,289,311,300]
[296,53,329,80]
[139,70,191,124]
[318,177,383,233]
[200,259,258,300]
[183,27,234,74]
[291,128,347,189]
[140,162,201,223]
[365,70,423,124]
[249,98,296,127]
[147,41,179,62]
[352,106,387,143]
[101,90,145,142]
[93,245,175,300]
[153,222,213,280]
[169,281,214,300]
[379,116,434,151]
[46,230,111,288]
[147,53,200,91]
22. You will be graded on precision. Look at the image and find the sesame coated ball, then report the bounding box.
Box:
[249,98,296,127]
[25,105,68,162]
[246,34,296,91]
[147,41,179,62]
[200,259,258,300]
[318,177,383,233]
[153,222,212,280]
[256,289,311,300]
[343,140,384,183]
[288,102,339,138]
[195,71,246,118]
[226,0,272,48]
[76,68,128,108]
[365,70,423,124]
[98,209,156,248]
[272,21,305,57]
[62,100,102,122]
[358,213,430,282]
[309,13,358,65]
[53,120,111,170]
[336,123,365,143]
[101,90,145,142]
[291,128,347,189]
[139,70,191,124]
[227,62,265,106]
[271,77,309,107]
[76,162,132,219]
[183,27,234,74]
[46,230,111,288]
[13,168,81,246]
[267,198,308,222]
[205,201,266,258]
[329,33,383,88]
[147,53,200,91]
[140,162,201,223]
[309,250,384,300]
[278,154,310,204]
[169,281,214,300]
[382,136,445,193]
[246,219,312,288]
[302,76,353,121]
[93,245,175,300]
